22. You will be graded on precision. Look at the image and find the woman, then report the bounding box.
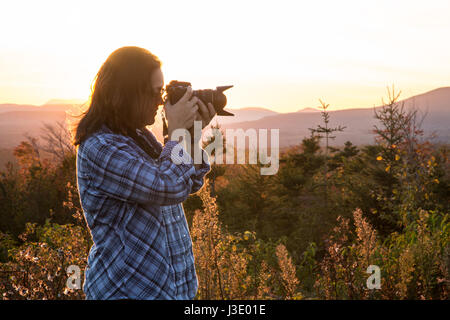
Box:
[73,46,215,299]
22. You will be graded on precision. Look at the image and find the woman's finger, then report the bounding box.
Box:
[186,110,197,127]
[197,99,209,120]
[186,96,199,109]
[191,104,199,116]
[207,102,216,119]
[178,86,193,104]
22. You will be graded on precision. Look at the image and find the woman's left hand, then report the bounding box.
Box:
[195,99,216,129]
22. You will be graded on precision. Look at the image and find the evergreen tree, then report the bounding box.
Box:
[309,100,346,207]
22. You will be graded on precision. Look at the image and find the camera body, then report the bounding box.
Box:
[165,80,234,116]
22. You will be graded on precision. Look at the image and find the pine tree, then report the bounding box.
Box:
[309,100,346,207]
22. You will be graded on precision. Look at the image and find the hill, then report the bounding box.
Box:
[297,107,321,113]
[0,87,448,162]
[217,107,279,125]
[219,87,450,147]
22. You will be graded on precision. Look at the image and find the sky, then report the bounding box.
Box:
[1,0,450,112]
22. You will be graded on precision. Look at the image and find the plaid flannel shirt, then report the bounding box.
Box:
[76,124,210,300]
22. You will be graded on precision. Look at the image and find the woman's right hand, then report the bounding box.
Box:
[164,87,199,140]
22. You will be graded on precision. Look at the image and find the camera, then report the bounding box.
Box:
[165,80,234,116]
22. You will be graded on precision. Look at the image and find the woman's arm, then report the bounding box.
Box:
[82,134,209,206]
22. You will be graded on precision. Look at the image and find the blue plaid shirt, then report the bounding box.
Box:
[76,124,210,300]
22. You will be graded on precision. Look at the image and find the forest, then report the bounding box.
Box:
[0,89,448,300]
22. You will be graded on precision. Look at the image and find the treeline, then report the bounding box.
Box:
[0,89,449,299]
[182,90,449,299]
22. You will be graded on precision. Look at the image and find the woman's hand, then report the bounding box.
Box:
[195,99,216,129]
[191,99,216,169]
[164,87,199,139]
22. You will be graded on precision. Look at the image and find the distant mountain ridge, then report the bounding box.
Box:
[219,87,450,147]
[217,107,279,125]
[0,87,448,152]
[44,99,87,105]
[297,107,321,113]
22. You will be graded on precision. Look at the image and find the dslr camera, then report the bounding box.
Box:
[165,80,234,116]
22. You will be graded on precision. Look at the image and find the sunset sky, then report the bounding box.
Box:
[1,0,449,112]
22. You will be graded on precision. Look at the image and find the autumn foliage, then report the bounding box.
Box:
[0,89,449,299]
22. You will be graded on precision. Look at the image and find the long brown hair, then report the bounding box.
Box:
[71,46,162,147]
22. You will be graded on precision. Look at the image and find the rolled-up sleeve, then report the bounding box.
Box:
[82,136,210,206]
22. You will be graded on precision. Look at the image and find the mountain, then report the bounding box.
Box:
[0,103,43,114]
[44,99,86,105]
[0,103,76,168]
[0,87,448,156]
[0,103,277,152]
[216,107,279,125]
[0,102,80,114]
[401,87,449,113]
[0,110,67,148]
[297,107,321,113]
[219,87,450,147]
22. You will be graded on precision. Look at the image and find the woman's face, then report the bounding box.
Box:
[144,68,164,125]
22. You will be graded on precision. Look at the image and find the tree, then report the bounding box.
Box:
[309,100,346,207]
[202,121,227,197]
[373,86,419,163]
[40,121,75,163]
